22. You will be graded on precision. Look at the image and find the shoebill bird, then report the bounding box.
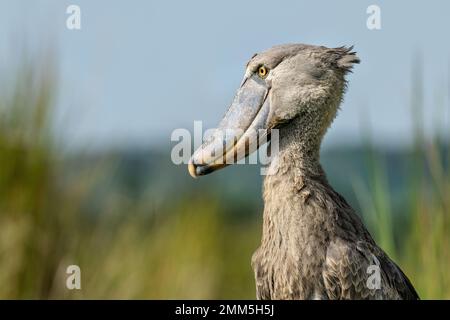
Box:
[188,44,418,300]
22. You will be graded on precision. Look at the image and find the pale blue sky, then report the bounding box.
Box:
[0,0,449,150]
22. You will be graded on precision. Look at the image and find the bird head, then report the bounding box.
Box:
[189,44,359,178]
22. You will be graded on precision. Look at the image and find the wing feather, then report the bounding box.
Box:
[323,239,419,300]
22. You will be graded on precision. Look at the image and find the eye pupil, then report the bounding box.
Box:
[258,66,267,77]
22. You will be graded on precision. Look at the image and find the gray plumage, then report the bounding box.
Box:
[189,44,419,300]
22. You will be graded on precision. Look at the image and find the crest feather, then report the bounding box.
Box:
[330,46,360,73]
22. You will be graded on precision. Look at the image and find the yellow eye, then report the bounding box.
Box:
[258,65,268,78]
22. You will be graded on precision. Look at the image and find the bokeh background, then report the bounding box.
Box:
[0,0,449,298]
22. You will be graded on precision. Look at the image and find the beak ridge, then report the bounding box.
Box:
[189,74,271,177]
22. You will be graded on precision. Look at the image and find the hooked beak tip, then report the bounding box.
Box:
[188,161,198,178]
[188,159,224,178]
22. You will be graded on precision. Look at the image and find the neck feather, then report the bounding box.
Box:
[268,111,328,179]
[260,111,331,245]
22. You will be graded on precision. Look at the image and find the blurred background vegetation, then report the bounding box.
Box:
[0,49,449,299]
